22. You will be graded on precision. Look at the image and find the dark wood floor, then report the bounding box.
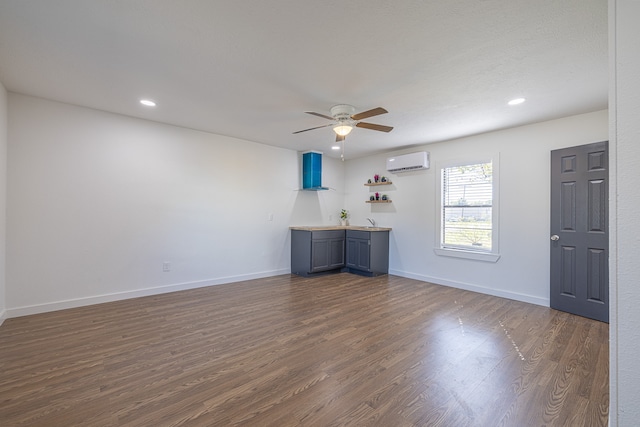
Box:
[0,274,608,426]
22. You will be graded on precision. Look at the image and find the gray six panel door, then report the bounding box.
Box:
[550,141,608,322]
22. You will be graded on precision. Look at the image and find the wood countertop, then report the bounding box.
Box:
[289,225,392,232]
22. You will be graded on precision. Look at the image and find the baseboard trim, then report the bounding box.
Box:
[0,309,7,327]
[5,269,290,319]
[388,269,549,307]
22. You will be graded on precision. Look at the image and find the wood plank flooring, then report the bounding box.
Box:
[0,274,608,426]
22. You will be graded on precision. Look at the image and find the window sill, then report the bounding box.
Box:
[434,248,501,263]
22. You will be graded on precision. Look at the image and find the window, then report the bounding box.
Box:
[435,157,500,262]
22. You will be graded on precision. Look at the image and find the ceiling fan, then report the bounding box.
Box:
[293,104,393,142]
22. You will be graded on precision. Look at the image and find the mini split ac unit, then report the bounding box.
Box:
[386,151,429,173]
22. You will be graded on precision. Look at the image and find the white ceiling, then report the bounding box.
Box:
[0,1,607,159]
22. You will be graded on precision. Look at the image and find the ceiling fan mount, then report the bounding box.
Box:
[293,104,393,142]
[330,104,356,122]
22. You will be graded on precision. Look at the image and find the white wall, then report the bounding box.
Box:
[0,82,7,325]
[345,110,608,306]
[6,94,345,316]
[610,0,640,423]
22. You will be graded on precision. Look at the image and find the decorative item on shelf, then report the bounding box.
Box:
[375,192,380,200]
[381,176,387,182]
[367,178,372,184]
[370,195,375,201]
[340,209,349,226]
[374,174,380,183]
[381,194,388,200]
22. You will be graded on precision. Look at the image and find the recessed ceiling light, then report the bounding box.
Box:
[331,145,341,150]
[140,99,156,107]
[508,97,526,106]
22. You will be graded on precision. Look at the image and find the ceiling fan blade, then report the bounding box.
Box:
[351,107,388,121]
[292,123,334,134]
[305,111,335,121]
[336,134,345,142]
[356,122,394,133]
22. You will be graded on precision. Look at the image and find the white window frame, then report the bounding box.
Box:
[434,154,501,262]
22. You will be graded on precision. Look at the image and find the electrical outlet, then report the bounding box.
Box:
[162,262,170,272]
[329,214,333,221]
[268,213,274,221]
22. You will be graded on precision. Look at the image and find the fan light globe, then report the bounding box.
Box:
[333,124,353,136]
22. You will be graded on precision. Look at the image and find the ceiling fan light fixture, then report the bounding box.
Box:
[333,124,353,136]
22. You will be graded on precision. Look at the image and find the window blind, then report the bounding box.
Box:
[442,162,493,250]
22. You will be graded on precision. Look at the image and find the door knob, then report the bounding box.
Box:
[550,235,560,241]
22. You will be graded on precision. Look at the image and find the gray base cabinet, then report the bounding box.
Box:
[291,228,390,277]
[345,230,389,276]
[291,230,345,276]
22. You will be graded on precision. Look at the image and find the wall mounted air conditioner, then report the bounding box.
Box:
[386,151,429,173]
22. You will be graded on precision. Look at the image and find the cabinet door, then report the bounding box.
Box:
[311,239,330,272]
[346,238,370,271]
[310,231,346,273]
[329,238,345,268]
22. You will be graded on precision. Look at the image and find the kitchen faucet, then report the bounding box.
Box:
[366,218,376,227]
